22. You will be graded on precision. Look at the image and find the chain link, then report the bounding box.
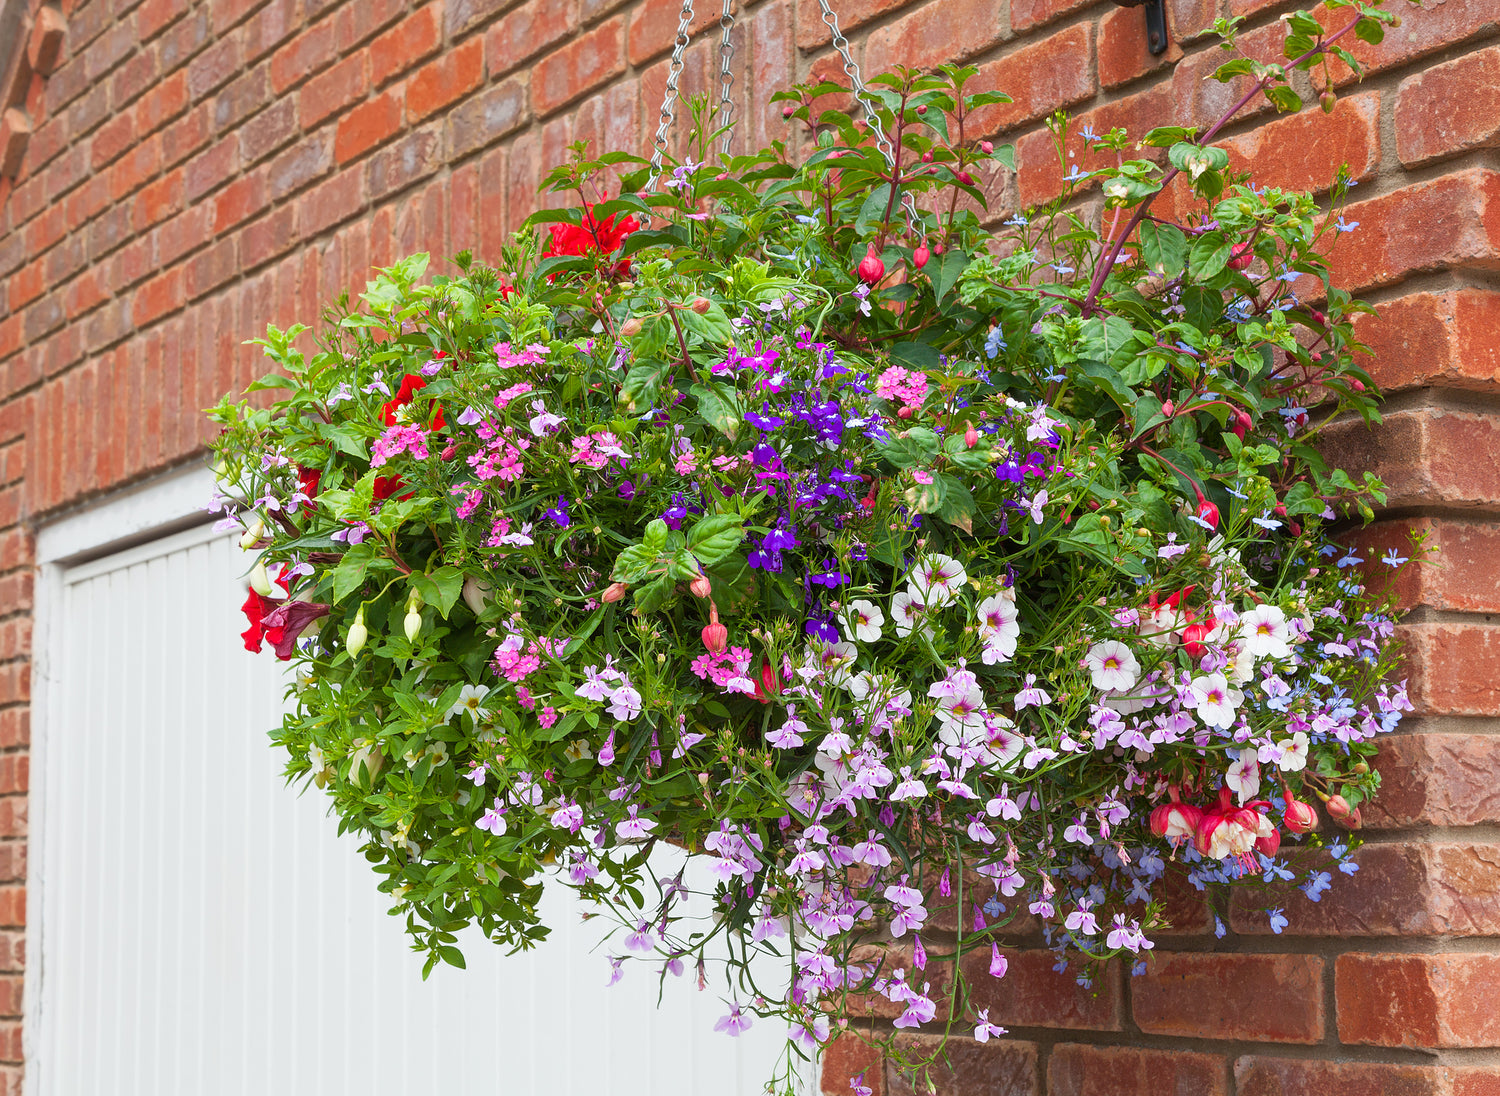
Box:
[648,0,698,187]
[815,0,921,231]
[715,0,737,155]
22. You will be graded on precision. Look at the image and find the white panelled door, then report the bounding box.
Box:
[33,517,797,1096]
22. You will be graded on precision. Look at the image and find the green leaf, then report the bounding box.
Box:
[685,513,745,566]
[1353,15,1384,44]
[1188,231,1232,281]
[619,360,669,415]
[690,382,741,440]
[1212,57,1256,82]
[1139,221,1187,277]
[1180,285,1223,333]
[891,341,942,371]
[633,575,675,615]
[932,249,970,303]
[1265,85,1303,113]
[1141,125,1198,147]
[643,519,670,553]
[903,476,946,515]
[933,474,975,533]
[331,543,376,600]
[1131,392,1166,439]
[679,300,734,344]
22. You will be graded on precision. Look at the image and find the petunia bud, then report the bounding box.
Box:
[1324,794,1351,820]
[964,424,979,448]
[690,297,712,314]
[620,317,643,338]
[250,560,274,597]
[404,609,422,643]
[1228,243,1254,271]
[913,245,931,269]
[240,518,266,549]
[1283,796,1318,834]
[857,243,885,286]
[346,608,368,656]
[602,581,629,603]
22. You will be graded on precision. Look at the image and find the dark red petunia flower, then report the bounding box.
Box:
[381,373,447,431]
[297,465,321,499]
[261,600,332,660]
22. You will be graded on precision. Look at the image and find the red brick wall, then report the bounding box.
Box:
[1,0,1498,1090]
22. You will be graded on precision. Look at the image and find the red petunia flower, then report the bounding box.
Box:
[373,474,412,501]
[297,465,321,499]
[542,203,640,275]
[261,600,332,660]
[382,373,446,430]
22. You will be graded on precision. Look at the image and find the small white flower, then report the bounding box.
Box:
[976,594,1021,664]
[1225,748,1260,803]
[842,599,885,643]
[1084,640,1140,692]
[908,553,967,609]
[446,683,490,722]
[1240,604,1293,660]
[1276,730,1309,772]
[1187,672,1241,730]
[891,589,931,639]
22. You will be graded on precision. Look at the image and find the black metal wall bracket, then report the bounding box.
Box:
[1110,0,1170,55]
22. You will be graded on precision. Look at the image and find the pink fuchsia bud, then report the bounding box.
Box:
[690,573,713,598]
[1228,242,1254,271]
[1231,410,1253,440]
[440,442,458,461]
[1350,378,1365,391]
[620,317,643,337]
[782,104,795,117]
[897,406,914,420]
[1336,806,1363,830]
[979,140,994,153]
[690,297,712,314]
[1325,794,1351,820]
[1161,400,1175,417]
[1181,616,1216,659]
[857,243,885,286]
[957,171,974,186]
[913,245,931,269]
[916,104,928,115]
[601,581,629,603]
[1309,308,1326,325]
[1197,498,1220,529]
[964,424,979,448]
[1254,821,1282,857]
[921,151,934,163]
[753,661,782,704]
[1150,800,1204,845]
[702,620,728,653]
[1283,796,1318,834]
[932,243,945,255]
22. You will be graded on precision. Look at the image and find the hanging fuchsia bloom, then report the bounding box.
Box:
[1149,787,1204,847]
[856,242,885,285]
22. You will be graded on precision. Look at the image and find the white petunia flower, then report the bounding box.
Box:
[1239,604,1293,660]
[1225,748,1260,803]
[891,589,932,639]
[1187,672,1242,730]
[842,599,885,643]
[446,683,491,722]
[908,553,967,609]
[1276,730,1309,772]
[976,594,1021,665]
[1084,640,1141,692]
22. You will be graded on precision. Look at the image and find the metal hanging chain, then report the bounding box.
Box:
[816,0,922,232]
[714,0,737,155]
[649,0,698,187]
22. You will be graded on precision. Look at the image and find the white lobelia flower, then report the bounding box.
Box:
[976,594,1021,665]
[446,683,491,722]
[908,553,967,609]
[1187,672,1242,730]
[1084,640,1141,692]
[1225,748,1261,803]
[890,589,933,639]
[841,599,885,643]
[1276,730,1310,772]
[1239,604,1293,660]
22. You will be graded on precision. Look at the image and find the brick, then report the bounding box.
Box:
[886,1034,1038,1096]
[961,949,1121,1031]
[1401,623,1500,718]
[1324,0,1500,88]
[1099,4,1179,88]
[335,89,403,164]
[1354,288,1500,392]
[0,110,29,179]
[1230,841,1500,937]
[533,16,625,116]
[84,19,135,81]
[626,0,711,66]
[270,18,338,94]
[25,115,68,177]
[1396,44,1500,167]
[209,0,264,32]
[1219,91,1380,194]
[91,111,137,169]
[1049,1045,1227,1096]
[406,37,485,122]
[69,83,111,139]
[184,137,238,200]
[795,0,922,50]
[369,4,443,88]
[244,0,300,62]
[112,47,162,109]
[109,134,162,200]
[299,168,365,236]
[865,0,1006,75]
[185,238,237,298]
[1349,515,1500,617]
[156,203,210,265]
[133,166,185,231]
[110,237,155,291]
[63,268,110,320]
[821,1033,884,1096]
[747,2,792,154]
[1132,952,1324,1043]
[268,126,333,197]
[1236,1057,1450,1096]
[133,266,185,326]
[158,8,210,73]
[446,0,522,37]
[139,0,191,40]
[186,31,241,100]
[299,54,368,129]
[335,0,405,51]
[136,71,191,136]
[970,25,1097,136]
[1366,729,1500,829]
[162,104,211,167]
[368,123,443,199]
[213,64,271,133]
[28,6,68,75]
[1323,405,1500,513]
[1337,952,1500,1048]
[446,77,527,158]
[490,0,578,77]
[212,171,268,233]
[239,97,298,165]
[24,295,66,343]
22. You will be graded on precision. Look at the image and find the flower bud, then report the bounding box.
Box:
[1232,409,1253,440]
[1255,825,1282,857]
[1283,796,1318,833]
[957,171,974,186]
[979,140,993,153]
[916,104,928,115]
[1320,89,1337,114]
[462,576,493,616]
[346,608,368,656]
[702,620,728,653]
[896,406,914,420]
[250,560,274,597]
[921,151,933,163]
[1182,619,1215,659]
[1324,794,1351,820]
[690,297,712,315]
[602,581,629,603]
[1336,806,1363,830]
[1197,497,1220,529]
[1161,400,1175,417]
[857,242,885,286]
[913,244,931,269]
[404,609,422,643]
[240,518,266,550]
[964,424,979,448]
[782,103,795,117]
[690,574,713,598]
[620,317,643,338]
[1228,242,1254,271]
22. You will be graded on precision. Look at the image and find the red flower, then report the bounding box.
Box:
[261,600,332,660]
[381,373,446,430]
[542,203,640,274]
[240,588,280,653]
[297,465,321,499]
[373,474,412,501]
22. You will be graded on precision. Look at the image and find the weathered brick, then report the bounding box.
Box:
[1349,515,1500,617]
[133,266,185,326]
[533,16,625,116]
[961,949,1121,1031]
[406,37,485,122]
[84,19,135,82]
[1400,623,1500,718]
[108,133,162,200]
[1364,731,1500,829]
[886,1034,1038,1096]
[1049,1045,1228,1096]
[185,238,238,298]
[821,1033,884,1096]
[270,18,338,94]
[1354,286,1500,394]
[299,54,368,130]
[1014,83,1171,208]
[446,77,527,158]
[136,71,191,136]
[155,203,211,265]
[213,64,271,133]
[795,0,922,50]
[1132,953,1324,1043]
[1336,952,1500,1048]
[626,0,711,66]
[369,4,443,87]
[334,0,405,51]
[490,0,578,77]
[239,206,298,270]
[299,168,366,237]
[111,48,162,110]
[212,171,268,233]
[367,123,443,199]
[1324,0,1500,87]
[1396,43,1500,167]
[1323,405,1500,513]
[1236,1057,1450,1096]
[239,97,298,165]
[139,0,191,40]
[970,25,1097,136]
[186,31,241,101]
[1331,169,1500,290]
[335,89,403,164]
[133,166,185,231]
[243,0,300,63]
[1170,20,1284,130]
[158,7,211,73]
[184,137,238,200]
[91,111,137,169]
[268,126,333,198]
[446,0,522,37]
[162,103,211,167]
[1099,3,1179,89]
[865,0,1006,75]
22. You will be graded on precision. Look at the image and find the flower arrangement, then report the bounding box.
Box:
[209,5,1418,1088]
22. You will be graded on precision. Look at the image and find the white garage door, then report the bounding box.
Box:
[30,474,796,1096]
